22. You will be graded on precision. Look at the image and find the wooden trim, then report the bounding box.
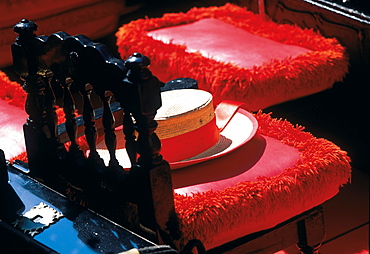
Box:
[207,206,325,254]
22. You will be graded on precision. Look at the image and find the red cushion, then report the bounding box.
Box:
[171,133,342,249]
[116,4,348,111]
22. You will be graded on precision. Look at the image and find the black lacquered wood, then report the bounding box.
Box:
[12,20,68,174]
[11,19,180,251]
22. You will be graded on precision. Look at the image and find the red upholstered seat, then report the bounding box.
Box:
[0,80,351,249]
[116,4,349,111]
[169,109,350,249]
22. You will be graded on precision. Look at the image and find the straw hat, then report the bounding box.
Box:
[96,89,258,169]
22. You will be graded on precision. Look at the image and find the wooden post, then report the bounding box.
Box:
[0,149,25,222]
[297,209,325,254]
[12,19,67,176]
[122,53,181,248]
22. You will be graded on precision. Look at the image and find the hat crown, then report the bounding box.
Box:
[155,89,215,139]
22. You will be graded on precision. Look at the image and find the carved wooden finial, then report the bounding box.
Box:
[121,52,164,168]
[14,19,38,38]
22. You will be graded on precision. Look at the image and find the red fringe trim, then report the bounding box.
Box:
[115,3,349,110]
[0,71,26,107]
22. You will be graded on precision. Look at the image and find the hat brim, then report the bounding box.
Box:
[95,103,258,170]
[171,107,257,169]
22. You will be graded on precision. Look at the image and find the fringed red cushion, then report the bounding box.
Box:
[115,3,349,110]
[1,70,352,249]
[172,111,351,249]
